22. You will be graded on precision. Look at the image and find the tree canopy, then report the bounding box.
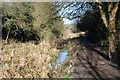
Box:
[2,2,64,42]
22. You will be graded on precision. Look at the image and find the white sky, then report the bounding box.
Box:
[63,18,77,24]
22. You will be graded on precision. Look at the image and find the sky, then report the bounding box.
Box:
[57,2,92,24]
[63,18,80,24]
[63,18,76,24]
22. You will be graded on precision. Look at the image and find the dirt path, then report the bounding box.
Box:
[56,35,120,79]
[71,42,120,79]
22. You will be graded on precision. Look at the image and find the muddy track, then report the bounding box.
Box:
[56,36,120,78]
[71,41,120,78]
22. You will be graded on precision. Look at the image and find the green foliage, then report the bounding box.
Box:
[63,74,70,78]
[2,2,64,42]
[2,2,37,42]
[32,2,64,42]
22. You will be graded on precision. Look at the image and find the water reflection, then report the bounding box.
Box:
[51,50,68,69]
[57,50,68,64]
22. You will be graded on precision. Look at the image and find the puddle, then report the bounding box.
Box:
[51,50,68,69]
[57,50,68,64]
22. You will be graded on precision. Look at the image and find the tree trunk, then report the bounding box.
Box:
[108,3,119,60]
[96,1,119,60]
[108,3,119,62]
[108,18,116,60]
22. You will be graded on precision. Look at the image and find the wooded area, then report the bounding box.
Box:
[1,1,120,78]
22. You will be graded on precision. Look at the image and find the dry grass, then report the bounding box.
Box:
[1,27,80,78]
[1,39,78,78]
[1,40,60,78]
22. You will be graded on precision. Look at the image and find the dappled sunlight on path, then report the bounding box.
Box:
[71,42,120,78]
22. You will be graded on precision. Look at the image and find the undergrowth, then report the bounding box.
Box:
[1,40,59,78]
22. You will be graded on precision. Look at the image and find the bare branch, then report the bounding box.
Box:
[109,3,119,22]
[108,2,113,13]
[96,0,108,28]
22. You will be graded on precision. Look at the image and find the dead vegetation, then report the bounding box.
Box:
[1,40,60,78]
[1,25,81,78]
